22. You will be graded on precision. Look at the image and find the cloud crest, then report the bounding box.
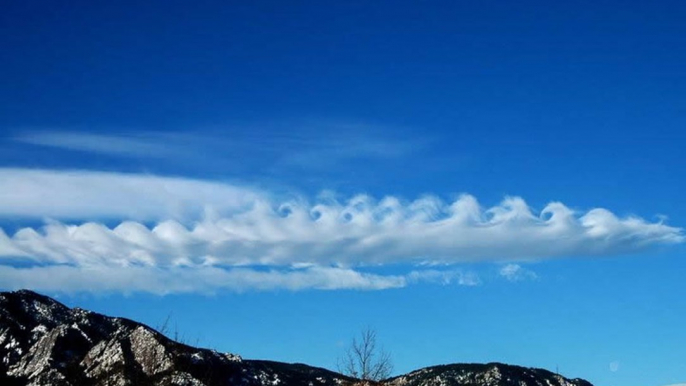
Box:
[0,168,682,293]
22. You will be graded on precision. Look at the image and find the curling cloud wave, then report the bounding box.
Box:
[0,168,682,293]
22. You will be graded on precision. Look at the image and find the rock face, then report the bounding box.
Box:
[0,290,594,386]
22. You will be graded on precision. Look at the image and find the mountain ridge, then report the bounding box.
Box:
[0,289,593,386]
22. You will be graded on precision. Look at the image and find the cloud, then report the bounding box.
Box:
[407,269,481,286]
[13,131,173,158]
[0,265,407,294]
[609,360,620,372]
[0,168,682,293]
[11,126,422,173]
[499,264,537,282]
[0,168,260,220]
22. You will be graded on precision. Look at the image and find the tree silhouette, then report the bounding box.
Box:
[338,327,393,383]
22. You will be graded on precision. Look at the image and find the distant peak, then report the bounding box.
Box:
[8,289,60,303]
[1,289,71,321]
[12,289,42,297]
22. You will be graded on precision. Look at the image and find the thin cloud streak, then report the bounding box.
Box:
[13,131,173,158]
[11,127,423,174]
[0,265,407,294]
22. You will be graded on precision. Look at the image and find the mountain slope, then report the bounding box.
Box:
[0,290,593,386]
[386,363,593,386]
[0,290,348,386]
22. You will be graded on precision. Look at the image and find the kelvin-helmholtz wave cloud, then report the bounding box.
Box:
[0,168,682,294]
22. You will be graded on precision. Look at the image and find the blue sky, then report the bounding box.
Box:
[1,1,685,385]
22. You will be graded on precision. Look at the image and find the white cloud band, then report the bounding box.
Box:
[0,168,682,293]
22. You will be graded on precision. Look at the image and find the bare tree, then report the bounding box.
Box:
[338,327,393,383]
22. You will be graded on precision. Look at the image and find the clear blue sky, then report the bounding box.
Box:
[1,1,685,386]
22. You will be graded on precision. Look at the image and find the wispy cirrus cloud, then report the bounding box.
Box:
[13,131,174,158]
[0,168,682,293]
[499,264,538,282]
[609,360,621,372]
[407,269,481,286]
[11,125,423,172]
